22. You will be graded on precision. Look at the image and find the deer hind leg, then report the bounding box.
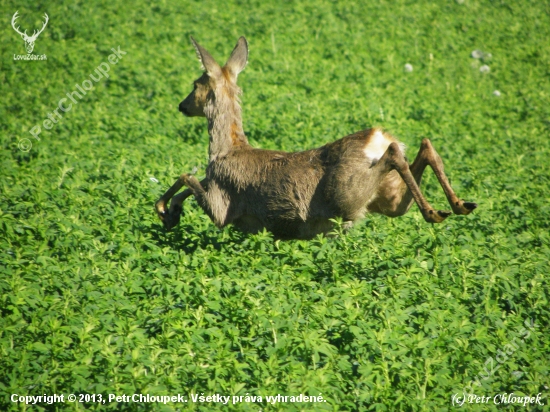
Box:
[371,142,452,223]
[370,140,477,221]
[155,174,207,230]
[415,139,477,215]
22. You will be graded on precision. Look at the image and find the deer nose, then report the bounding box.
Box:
[178,101,189,115]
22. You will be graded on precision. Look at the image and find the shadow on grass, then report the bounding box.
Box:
[142,219,248,255]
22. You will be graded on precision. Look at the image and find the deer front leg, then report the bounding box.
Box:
[155,174,207,231]
[158,188,193,230]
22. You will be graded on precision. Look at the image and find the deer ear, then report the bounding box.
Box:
[190,37,222,79]
[224,37,248,81]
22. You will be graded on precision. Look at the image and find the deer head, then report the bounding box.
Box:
[12,11,49,54]
[179,36,248,118]
[178,37,249,160]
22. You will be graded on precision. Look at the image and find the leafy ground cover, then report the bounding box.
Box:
[1,0,549,410]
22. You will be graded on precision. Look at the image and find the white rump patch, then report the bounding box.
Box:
[363,129,406,164]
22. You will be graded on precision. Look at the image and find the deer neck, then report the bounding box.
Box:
[205,87,249,162]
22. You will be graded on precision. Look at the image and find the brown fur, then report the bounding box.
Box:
[156,37,477,240]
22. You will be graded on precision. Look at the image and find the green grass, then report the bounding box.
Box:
[1,0,549,410]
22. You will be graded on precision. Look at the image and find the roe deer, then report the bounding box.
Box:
[155,37,477,240]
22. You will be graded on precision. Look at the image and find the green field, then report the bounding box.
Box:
[1,0,549,410]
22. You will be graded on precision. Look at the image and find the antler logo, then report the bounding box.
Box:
[12,11,49,54]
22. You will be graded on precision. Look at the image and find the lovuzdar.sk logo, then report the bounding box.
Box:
[12,11,48,61]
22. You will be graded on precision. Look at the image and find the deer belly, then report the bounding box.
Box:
[266,218,333,240]
[233,215,264,234]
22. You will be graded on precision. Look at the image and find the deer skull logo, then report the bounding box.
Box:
[11,11,49,54]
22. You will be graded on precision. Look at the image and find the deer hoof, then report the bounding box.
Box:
[164,204,184,231]
[424,209,452,223]
[452,200,478,215]
[163,214,178,231]
[155,201,166,217]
